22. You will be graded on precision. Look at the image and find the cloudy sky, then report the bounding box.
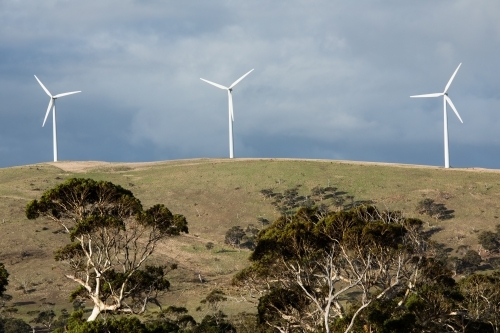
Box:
[1,1,499,169]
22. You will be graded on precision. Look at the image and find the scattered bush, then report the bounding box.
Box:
[478,230,500,252]
[224,226,246,249]
[0,317,31,333]
[460,250,482,274]
[416,198,454,220]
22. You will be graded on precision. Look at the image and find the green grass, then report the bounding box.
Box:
[1,158,500,321]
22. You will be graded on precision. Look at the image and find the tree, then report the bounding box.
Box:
[0,263,8,297]
[200,289,228,313]
[196,289,234,333]
[0,317,32,333]
[156,306,197,330]
[224,226,246,249]
[459,250,482,275]
[31,309,56,331]
[478,230,500,252]
[416,198,454,221]
[256,217,270,228]
[193,313,236,333]
[399,258,463,332]
[25,178,188,321]
[234,206,428,333]
[260,184,371,221]
[459,273,500,333]
[230,312,259,333]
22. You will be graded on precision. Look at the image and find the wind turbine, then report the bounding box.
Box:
[410,63,463,169]
[200,69,254,158]
[34,75,81,162]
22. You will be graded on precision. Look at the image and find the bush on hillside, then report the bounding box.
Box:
[478,230,500,252]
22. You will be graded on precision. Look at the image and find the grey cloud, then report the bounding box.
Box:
[1,1,499,168]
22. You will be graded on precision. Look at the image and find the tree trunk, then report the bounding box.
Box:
[87,306,101,321]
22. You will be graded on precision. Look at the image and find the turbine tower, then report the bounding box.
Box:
[200,69,254,158]
[411,63,463,169]
[34,75,81,162]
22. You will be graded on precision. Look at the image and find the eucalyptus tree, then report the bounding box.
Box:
[234,206,429,333]
[26,178,188,321]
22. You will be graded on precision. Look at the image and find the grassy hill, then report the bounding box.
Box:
[1,158,500,321]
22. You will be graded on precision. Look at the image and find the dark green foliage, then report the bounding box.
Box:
[25,178,142,221]
[0,263,8,297]
[200,289,227,312]
[65,316,148,333]
[256,217,270,227]
[224,224,262,250]
[224,226,246,248]
[160,305,188,316]
[404,258,462,331]
[335,258,462,333]
[25,178,188,321]
[230,312,259,333]
[52,308,71,331]
[235,205,451,331]
[459,273,500,332]
[257,287,310,331]
[245,224,259,238]
[69,285,87,302]
[55,310,195,333]
[478,229,500,252]
[0,317,32,333]
[461,250,482,272]
[261,184,371,219]
[416,198,454,220]
[145,320,182,333]
[156,306,196,329]
[31,309,56,330]
[360,299,417,333]
[55,242,84,262]
[488,257,500,269]
[67,264,173,312]
[137,204,189,235]
[236,186,500,331]
[193,313,236,333]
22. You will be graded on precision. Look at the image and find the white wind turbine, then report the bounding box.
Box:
[411,63,463,169]
[34,75,81,162]
[200,69,254,158]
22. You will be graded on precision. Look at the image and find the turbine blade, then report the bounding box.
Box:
[410,93,443,98]
[34,75,52,97]
[229,69,254,89]
[444,63,462,93]
[228,90,234,121]
[200,78,228,90]
[43,98,54,127]
[54,91,81,98]
[445,95,463,123]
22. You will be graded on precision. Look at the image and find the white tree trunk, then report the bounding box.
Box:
[87,306,101,321]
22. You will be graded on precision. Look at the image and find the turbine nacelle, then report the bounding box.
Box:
[410,63,463,124]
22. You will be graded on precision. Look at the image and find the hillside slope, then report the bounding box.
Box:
[1,158,500,319]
